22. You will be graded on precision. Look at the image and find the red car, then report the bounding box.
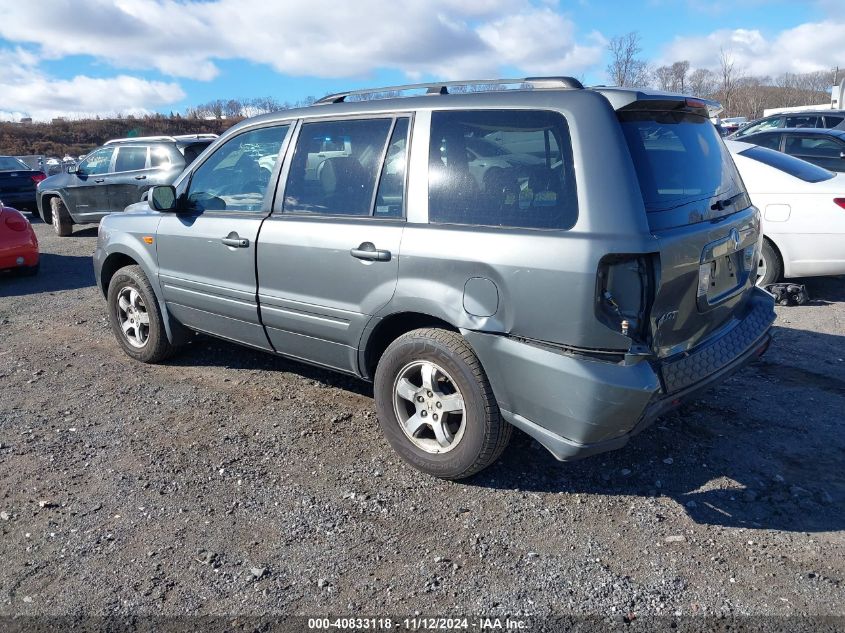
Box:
[0,205,39,275]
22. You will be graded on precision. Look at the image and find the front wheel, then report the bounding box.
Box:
[374,328,511,480]
[50,197,72,237]
[107,265,174,363]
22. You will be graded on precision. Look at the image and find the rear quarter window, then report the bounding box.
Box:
[427,109,577,230]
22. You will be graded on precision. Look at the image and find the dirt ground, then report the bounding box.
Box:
[1,219,844,629]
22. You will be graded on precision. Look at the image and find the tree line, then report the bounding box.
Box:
[606,31,837,119]
[2,40,838,159]
[0,96,316,158]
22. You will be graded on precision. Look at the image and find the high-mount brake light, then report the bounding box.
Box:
[685,98,706,109]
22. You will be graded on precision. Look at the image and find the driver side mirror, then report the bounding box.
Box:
[149,185,179,212]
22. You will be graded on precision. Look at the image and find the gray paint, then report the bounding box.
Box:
[94,82,776,463]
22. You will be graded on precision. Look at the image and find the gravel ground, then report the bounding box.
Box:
[1,219,844,629]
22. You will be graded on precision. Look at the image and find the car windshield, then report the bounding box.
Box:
[739,145,835,183]
[0,156,31,170]
[620,111,744,213]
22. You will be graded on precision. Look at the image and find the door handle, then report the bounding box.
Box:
[350,242,391,262]
[134,175,147,180]
[221,233,249,248]
[94,178,105,183]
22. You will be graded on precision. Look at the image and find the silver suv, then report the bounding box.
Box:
[94,77,775,479]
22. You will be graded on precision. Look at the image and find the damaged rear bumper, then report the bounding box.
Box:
[463,288,775,461]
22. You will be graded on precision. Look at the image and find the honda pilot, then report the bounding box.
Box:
[93,77,775,479]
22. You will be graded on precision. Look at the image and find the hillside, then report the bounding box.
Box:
[0,115,242,159]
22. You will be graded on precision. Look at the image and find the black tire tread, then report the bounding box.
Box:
[107,265,175,364]
[50,197,72,237]
[377,327,511,479]
[759,238,783,286]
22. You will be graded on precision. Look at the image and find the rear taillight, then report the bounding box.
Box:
[834,198,845,209]
[597,255,655,341]
[5,214,29,232]
[30,173,46,185]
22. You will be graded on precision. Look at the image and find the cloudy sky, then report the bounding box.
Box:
[0,0,842,121]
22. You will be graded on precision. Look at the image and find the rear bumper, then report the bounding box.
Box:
[464,287,775,461]
[0,192,37,211]
[0,231,39,270]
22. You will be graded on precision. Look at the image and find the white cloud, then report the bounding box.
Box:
[0,0,603,82]
[0,49,185,121]
[660,20,845,77]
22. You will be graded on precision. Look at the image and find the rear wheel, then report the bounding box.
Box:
[50,197,72,237]
[107,265,174,363]
[374,328,511,480]
[757,238,782,287]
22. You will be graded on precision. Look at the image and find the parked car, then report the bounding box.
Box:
[725,140,845,285]
[737,128,845,172]
[0,205,39,275]
[36,134,217,236]
[731,110,845,139]
[0,156,46,213]
[94,78,775,479]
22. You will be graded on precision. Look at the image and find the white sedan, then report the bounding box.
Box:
[726,140,845,286]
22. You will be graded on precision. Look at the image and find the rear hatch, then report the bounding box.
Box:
[0,162,44,202]
[618,99,760,358]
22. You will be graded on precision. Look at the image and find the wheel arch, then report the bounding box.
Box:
[99,244,189,346]
[359,311,459,380]
[38,190,69,223]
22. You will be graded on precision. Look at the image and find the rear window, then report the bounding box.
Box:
[620,111,744,213]
[428,109,577,230]
[739,145,834,183]
[181,142,212,166]
[0,156,30,170]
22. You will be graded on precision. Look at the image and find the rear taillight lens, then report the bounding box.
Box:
[5,214,29,232]
[834,198,845,209]
[30,173,47,185]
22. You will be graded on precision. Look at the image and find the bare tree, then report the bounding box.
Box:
[688,68,718,97]
[653,65,674,91]
[670,61,690,92]
[716,48,744,115]
[606,32,650,88]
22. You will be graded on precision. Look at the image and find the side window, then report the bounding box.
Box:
[785,115,820,129]
[283,118,393,216]
[374,118,409,218]
[150,146,172,168]
[736,117,781,137]
[78,147,115,176]
[751,133,781,150]
[785,135,843,158]
[824,115,845,128]
[114,146,148,172]
[428,109,577,230]
[187,125,289,213]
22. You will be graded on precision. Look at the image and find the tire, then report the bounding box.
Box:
[107,265,175,363]
[374,328,511,480]
[757,238,782,287]
[50,197,72,237]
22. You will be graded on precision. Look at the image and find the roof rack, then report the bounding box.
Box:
[103,133,219,145]
[315,76,584,105]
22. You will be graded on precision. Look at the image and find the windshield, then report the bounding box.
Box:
[0,156,31,171]
[620,111,744,213]
[739,145,835,183]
